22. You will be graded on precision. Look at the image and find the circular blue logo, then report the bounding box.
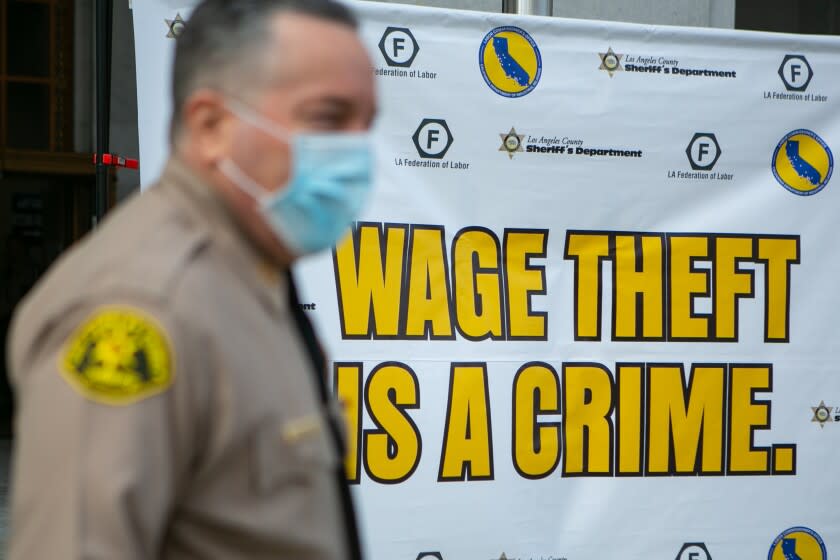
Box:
[768,526,827,560]
[478,26,542,98]
[772,129,833,196]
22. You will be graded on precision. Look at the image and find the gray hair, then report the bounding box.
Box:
[169,0,357,143]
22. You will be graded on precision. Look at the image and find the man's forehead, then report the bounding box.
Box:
[259,12,373,106]
[267,12,369,76]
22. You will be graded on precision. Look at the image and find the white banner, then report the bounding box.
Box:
[135,3,840,559]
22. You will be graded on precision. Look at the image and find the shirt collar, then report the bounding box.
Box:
[157,157,287,314]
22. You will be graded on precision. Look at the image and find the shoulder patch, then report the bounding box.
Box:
[60,307,175,405]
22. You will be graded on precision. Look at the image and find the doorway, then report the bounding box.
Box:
[0,166,95,435]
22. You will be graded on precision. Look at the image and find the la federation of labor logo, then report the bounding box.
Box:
[768,527,826,560]
[479,26,541,98]
[61,307,174,405]
[772,129,833,195]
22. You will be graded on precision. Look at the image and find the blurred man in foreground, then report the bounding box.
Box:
[8,0,375,558]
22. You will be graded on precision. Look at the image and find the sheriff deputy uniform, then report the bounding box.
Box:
[7,159,361,560]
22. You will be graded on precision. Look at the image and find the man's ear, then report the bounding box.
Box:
[180,89,235,165]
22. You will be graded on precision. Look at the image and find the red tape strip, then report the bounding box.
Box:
[92,153,139,169]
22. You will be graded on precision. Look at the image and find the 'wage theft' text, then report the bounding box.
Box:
[330,224,800,483]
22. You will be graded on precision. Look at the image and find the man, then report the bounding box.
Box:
[7,0,376,558]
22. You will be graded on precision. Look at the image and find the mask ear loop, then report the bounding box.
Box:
[226,99,292,143]
[218,158,270,201]
[220,100,296,203]
[225,99,295,202]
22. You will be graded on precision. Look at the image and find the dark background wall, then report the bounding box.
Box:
[737,0,840,34]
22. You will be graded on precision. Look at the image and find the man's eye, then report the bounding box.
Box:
[309,114,344,129]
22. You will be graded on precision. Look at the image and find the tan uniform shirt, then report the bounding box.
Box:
[7,159,360,559]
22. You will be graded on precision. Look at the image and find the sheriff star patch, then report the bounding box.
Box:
[60,307,174,405]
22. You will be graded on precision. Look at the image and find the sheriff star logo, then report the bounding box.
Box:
[165,13,186,39]
[499,127,525,159]
[599,47,623,77]
[811,400,833,428]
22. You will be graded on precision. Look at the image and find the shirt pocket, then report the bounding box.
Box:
[250,410,338,494]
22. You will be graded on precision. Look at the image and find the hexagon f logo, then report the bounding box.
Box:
[412,119,453,159]
[686,133,721,171]
[675,542,711,560]
[778,55,813,92]
[379,27,420,68]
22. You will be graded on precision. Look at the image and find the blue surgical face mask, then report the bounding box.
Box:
[218,101,373,255]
